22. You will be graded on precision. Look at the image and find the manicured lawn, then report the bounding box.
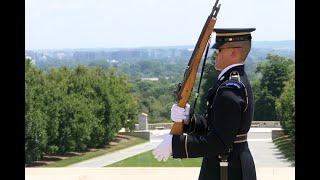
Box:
[273,135,295,166]
[45,136,147,167]
[106,150,203,167]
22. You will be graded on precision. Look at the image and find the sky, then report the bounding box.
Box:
[25,0,295,50]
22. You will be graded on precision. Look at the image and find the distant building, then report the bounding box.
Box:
[141,77,159,81]
[109,59,119,63]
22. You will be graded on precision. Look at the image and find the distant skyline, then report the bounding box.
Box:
[26,0,295,50]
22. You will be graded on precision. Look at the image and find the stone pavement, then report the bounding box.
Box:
[247,128,293,167]
[25,167,295,180]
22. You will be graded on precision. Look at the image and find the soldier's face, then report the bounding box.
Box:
[213,47,241,70]
[213,48,232,70]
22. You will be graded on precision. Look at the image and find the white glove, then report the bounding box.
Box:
[152,134,173,161]
[171,103,190,124]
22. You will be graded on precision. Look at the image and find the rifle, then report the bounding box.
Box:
[170,0,221,135]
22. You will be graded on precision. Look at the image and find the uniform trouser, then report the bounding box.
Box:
[198,142,256,180]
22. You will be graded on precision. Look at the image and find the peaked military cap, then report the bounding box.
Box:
[211,28,256,49]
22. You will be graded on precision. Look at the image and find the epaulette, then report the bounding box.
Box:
[216,71,248,112]
[229,71,241,82]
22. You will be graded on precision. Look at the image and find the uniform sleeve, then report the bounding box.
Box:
[183,114,208,135]
[172,87,245,158]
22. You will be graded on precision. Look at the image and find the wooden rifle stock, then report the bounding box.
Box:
[170,0,221,135]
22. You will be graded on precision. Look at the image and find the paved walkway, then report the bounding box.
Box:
[69,142,159,167]
[69,128,292,168]
[247,129,292,167]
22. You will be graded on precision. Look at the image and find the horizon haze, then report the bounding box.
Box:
[26,0,295,50]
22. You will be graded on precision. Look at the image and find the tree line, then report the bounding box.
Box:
[25,53,295,163]
[25,58,138,164]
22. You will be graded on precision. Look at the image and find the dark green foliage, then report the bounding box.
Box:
[25,58,49,163]
[131,79,177,123]
[256,54,293,97]
[253,54,294,120]
[276,69,295,142]
[252,81,277,120]
[25,58,138,163]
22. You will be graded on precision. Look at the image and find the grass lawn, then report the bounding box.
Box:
[45,136,147,167]
[106,150,203,167]
[273,135,295,166]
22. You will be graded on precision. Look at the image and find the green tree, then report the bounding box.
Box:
[42,67,71,153]
[256,54,293,97]
[25,59,139,163]
[276,68,295,142]
[25,58,49,163]
[253,54,294,120]
[130,78,177,123]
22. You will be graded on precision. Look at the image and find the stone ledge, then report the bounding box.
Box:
[251,121,281,128]
[271,129,285,140]
[25,167,295,180]
[119,131,150,141]
[147,121,282,130]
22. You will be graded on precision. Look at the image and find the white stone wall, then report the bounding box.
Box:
[138,113,148,130]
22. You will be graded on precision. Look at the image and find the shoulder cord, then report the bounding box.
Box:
[229,71,248,112]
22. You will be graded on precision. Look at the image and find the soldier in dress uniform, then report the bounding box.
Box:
[153,28,257,180]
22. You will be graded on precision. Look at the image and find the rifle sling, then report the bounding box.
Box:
[190,39,211,116]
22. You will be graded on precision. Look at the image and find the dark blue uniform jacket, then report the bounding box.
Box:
[172,65,256,180]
